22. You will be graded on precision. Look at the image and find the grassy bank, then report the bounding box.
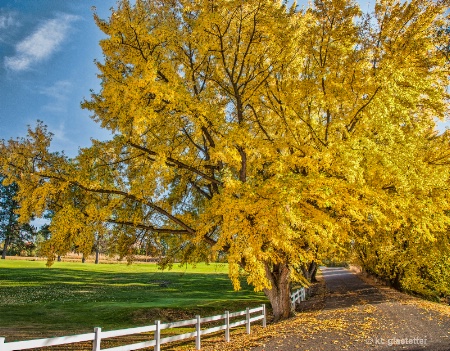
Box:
[0,260,267,342]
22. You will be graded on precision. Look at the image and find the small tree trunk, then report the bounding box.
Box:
[82,254,85,263]
[57,255,61,262]
[308,261,318,282]
[95,247,99,264]
[392,271,403,290]
[300,264,310,280]
[310,265,318,282]
[1,236,10,259]
[263,263,292,322]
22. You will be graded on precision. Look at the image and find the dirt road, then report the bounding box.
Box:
[249,267,450,351]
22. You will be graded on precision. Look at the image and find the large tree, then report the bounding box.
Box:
[1,0,449,320]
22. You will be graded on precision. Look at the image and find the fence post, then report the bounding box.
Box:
[195,315,201,350]
[225,311,230,342]
[246,307,251,334]
[291,292,295,312]
[92,327,101,351]
[155,320,161,351]
[262,304,266,327]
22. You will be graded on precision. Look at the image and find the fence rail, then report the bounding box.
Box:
[0,305,266,351]
[290,287,307,310]
[1,288,309,351]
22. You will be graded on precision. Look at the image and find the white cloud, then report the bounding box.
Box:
[40,80,72,113]
[4,13,79,72]
[0,11,20,42]
[0,12,19,29]
[50,122,67,143]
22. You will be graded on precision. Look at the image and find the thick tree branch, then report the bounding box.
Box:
[106,219,190,234]
[347,86,381,133]
[190,181,213,200]
[127,141,222,185]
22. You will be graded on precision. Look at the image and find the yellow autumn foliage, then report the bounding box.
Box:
[1,0,449,319]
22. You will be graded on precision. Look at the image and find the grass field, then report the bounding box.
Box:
[0,259,267,343]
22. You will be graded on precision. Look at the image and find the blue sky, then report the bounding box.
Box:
[0,0,117,156]
[0,0,447,158]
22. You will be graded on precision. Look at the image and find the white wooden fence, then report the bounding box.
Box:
[1,288,309,351]
[0,305,266,351]
[290,287,307,310]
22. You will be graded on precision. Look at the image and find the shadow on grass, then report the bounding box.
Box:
[0,263,267,341]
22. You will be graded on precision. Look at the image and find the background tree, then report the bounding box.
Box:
[35,223,51,257]
[1,0,449,320]
[0,174,36,259]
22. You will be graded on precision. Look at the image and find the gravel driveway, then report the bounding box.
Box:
[250,267,450,351]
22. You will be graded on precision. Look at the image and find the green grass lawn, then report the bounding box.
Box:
[0,259,267,342]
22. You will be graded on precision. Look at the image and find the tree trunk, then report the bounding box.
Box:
[1,236,10,259]
[301,264,309,280]
[82,254,85,263]
[95,247,99,264]
[300,261,318,282]
[263,263,292,322]
[310,264,318,282]
[392,271,403,290]
[57,255,61,262]
[309,261,318,282]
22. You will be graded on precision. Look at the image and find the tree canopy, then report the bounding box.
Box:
[1,0,449,320]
